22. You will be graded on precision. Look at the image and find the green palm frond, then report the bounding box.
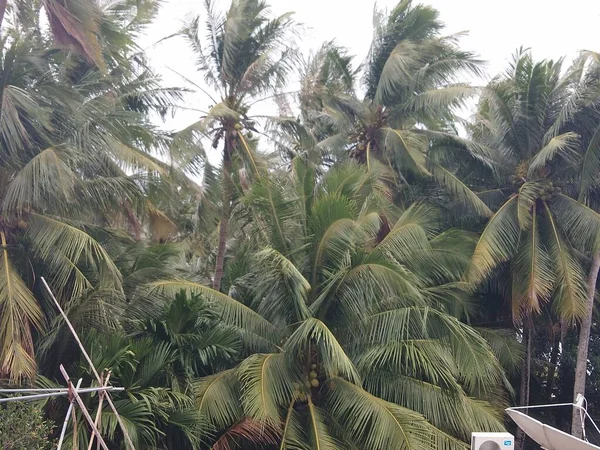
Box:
[252,249,311,325]
[2,147,76,215]
[551,193,600,253]
[528,132,580,176]
[306,396,341,450]
[26,214,122,301]
[476,328,523,376]
[326,377,466,450]
[428,159,493,217]
[467,196,520,284]
[285,318,360,385]
[516,181,549,230]
[239,353,296,425]
[0,232,43,380]
[541,201,588,321]
[512,205,554,317]
[280,398,309,450]
[143,279,279,351]
[363,370,504,441]
[195,369,242,431]
[578,122,600,199]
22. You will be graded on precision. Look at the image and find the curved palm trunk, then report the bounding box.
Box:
[572,252,600,438]
[516,314,532,450]
[212,139,233,291]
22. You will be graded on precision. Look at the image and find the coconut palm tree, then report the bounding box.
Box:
[180,0,298,291]
[297,0,491,216]
[0,0,183,380]
[461,48,600,446]
[559,50,600,437]
[145,160,508,449]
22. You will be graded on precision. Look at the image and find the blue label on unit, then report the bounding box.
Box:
[504,441,512,446]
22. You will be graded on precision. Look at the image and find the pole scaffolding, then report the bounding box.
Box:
[56,378,82,450]
[40,277,137,450]
[0,386,124,403]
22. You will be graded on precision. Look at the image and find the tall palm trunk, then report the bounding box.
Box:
[572,252,600,438]
[546,322,561,402]
[213,138,233,291]
[516,314,532,450]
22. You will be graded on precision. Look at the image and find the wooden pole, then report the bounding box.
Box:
[56,378,83,450]
[88,371,111,450]
[42,277,136,450]
[59,366,110,450]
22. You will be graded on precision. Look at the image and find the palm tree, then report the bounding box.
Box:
[0,0,182,380]
[297,0,491,216]
[462,48,600,446]
[562,50,600,437]
[180,0,298,291]
[146,160,508,449]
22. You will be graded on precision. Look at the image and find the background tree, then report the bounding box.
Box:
[180,0,298,291]
[148,160,509,449]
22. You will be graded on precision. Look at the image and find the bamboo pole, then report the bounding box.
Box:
[59,366,109,450]
[88,371,111,450]
[56,378,83,450]
[42,277,136,450]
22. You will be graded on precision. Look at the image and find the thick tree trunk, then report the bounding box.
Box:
[572,252,600,438]
[212,141,233,291]
[516,314,532,450]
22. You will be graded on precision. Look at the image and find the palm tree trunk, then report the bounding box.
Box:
[0,0,7,33]
[212,139,233,291]
[572,252,600,438]
[516,314,532,450]
[546,323,561,402]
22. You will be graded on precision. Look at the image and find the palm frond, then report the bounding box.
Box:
[306,396,341,450]
[467,196,519,284]
[142,279,279,351]
[0,232,43,380]
[239,353,296,425]
[528,132,580,176]
[284,318,360,385]
[195,369,242,432]
[326,377,466,450]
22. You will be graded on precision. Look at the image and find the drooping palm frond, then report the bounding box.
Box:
[211,418,279,450]
[284,318,360,385]
[142,279,279,352]
[43,0,105,69]
[238,353,296,425]
[195,369,243,432]
[26,213,122,301]
[325,377,467,450]
[467,196,520,284]
[0,231,43,380]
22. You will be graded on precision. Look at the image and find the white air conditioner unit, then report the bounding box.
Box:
[471,432,514,450]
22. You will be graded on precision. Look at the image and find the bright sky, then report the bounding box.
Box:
[140,0,600,160]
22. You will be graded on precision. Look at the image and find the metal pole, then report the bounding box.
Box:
[56,378,83,450]
[0,388,70,393]
[41,277,137,450]
[0,387,124,403]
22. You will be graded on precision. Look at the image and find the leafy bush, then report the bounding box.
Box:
[0,402,55,450]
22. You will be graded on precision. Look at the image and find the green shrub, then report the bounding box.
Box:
[0,402,55,450]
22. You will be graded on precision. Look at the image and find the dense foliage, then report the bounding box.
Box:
[1,0,600,449]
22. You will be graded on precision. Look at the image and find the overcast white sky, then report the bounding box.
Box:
[140,0,600,159]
